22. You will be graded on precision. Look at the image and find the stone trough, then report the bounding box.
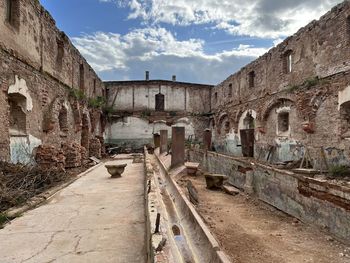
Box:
[204,174,228,190]
[105,163,127,178]
[185,162,200,176]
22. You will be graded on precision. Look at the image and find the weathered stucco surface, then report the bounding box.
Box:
[104,80,212,149]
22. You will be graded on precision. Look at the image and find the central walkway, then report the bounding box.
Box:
[0,159,146,263]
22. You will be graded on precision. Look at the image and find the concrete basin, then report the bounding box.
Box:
[105,163,127,178]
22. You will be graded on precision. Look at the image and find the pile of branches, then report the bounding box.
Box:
[0,162,68,212]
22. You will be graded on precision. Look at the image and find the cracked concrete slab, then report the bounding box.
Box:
[0,160,146,263]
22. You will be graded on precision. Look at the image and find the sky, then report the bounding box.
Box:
[40,0,343,84]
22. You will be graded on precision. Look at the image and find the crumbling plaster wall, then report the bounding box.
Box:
[105,116,196,149]
[105,81,212,113]
[104,80,212,148]
[210,2,350,167]
[0,0,105,164]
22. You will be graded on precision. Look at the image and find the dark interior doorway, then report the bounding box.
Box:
[240,129,254,157]
[155,93,165,111]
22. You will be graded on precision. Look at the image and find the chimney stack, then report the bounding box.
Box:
[172,75,176,82]
[145,71,150,81]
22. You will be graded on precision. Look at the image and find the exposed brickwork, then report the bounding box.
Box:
[210,2,350,167]
[35,145,65,171]
[62,142,82,168]
[0,0,106,164]
[89,137,102,159]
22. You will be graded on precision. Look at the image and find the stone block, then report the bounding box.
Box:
[185,162,200,176]
[154,133,161,148]
[223,185,240,195]
[160,130,168,154]
[171,127,185,167]
[204,174,228,190]
[203,129,212,151]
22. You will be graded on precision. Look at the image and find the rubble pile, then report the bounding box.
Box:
[62,142,82,168]
[35,145,65,171]
[96,136,106,157]
[89,137,102,158]
[80,146,89,166]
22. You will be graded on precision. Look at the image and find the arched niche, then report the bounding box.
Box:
[217,113,231,136]
[339,101,350,138]
[261,98,294,137]
[238,110,257,132]
[8,93,27,135]
[58,104,68,133]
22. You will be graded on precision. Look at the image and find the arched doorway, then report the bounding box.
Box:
[238,110,256,157]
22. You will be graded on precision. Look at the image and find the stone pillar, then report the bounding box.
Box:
[203,129,212,151]
[153,133,161,148]
[160,130,168,154]
[171,127,185,168]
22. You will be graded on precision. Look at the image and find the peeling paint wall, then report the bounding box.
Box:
[105,116,196,149]
[105,81,212,114]
[104,80,212,149]
[8,75,33,112]
[10,135,41,164]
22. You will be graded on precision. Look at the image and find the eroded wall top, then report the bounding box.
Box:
[0,0,104,98]
[212,1,350,110]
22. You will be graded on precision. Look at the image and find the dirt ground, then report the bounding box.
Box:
[176,172,350,263]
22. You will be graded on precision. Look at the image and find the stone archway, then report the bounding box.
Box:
[217,113,230,136]
[238,110,257,157]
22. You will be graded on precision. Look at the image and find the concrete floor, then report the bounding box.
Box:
[0,159,146,263]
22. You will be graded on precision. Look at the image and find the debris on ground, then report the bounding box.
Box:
[223,185,240,196]
[187,180,199,205]
[204,173,227,190]
[0,162,82,213]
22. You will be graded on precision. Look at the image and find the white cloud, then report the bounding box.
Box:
[109,0,343,38]
[72,27,268,83]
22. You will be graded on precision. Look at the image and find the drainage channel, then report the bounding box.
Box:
[152,158,197,263]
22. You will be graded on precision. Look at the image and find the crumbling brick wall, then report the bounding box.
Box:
[0,0,106,164]
[210,2,350,167]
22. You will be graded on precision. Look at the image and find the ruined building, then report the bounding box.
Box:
[2,0,350,171]
[104,73,212,151]
[0,0,105,167]
[209,1,350,168]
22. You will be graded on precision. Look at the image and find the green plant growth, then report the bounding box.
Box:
[286,85,299,93]
[88,96,106,108]
[285,76,321,93]
[329,165,350,178]
[141,109,151,118]
[68,88,86,101]
[103,105,115,115]
[304,76,320,89]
